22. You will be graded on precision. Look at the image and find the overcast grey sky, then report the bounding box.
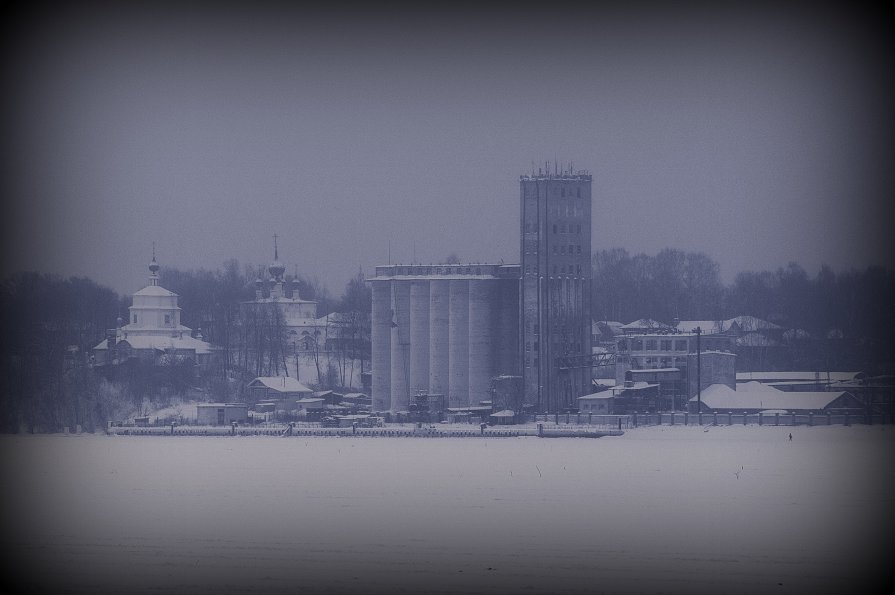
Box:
[3,2,891,296]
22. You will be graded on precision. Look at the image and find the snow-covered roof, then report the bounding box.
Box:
[99,334,214,355]
[690,383,853,411]
[674,317,780,334]
[592,320,624,336]
[490,409,516,417]
[736,372,861,383]
[578,393,614,400]
[312,390,342,398]
[132,285,178,297]
[621,318,671,330]
[243,295,318,305]
[610,382,659,394]
[248,377,312,393]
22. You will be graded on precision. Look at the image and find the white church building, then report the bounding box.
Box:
[92,253,216,369]
[239,239,321,352]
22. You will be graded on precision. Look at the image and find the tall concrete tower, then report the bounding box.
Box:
[520,167,592,412]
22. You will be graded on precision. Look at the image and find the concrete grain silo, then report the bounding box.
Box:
[497,278,520,380]
[370,280,392,412]
[467,278,495,406]
[428,279,450,397]
[409,280,430,397]
[368,263,521,414]
[448,278,470,408]
[390,280,411,412]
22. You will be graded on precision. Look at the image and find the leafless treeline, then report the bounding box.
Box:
[591,248,895,371]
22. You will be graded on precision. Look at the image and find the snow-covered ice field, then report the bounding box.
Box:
[1,425,892,594]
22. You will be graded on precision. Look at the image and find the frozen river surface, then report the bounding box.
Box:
[1,425,892,594]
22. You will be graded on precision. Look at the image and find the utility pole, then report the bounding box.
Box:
[695,327,702,413]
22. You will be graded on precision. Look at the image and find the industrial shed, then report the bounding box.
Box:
[197,403,249,426]
[688,383,863,414]
[577,393,615,414]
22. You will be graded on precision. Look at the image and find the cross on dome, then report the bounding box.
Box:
[268,233,286,280]
[148,242,160,285]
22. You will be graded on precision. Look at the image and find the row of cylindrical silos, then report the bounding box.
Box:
[370,276,519,412]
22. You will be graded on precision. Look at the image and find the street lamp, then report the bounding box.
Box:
[695,327,702,414]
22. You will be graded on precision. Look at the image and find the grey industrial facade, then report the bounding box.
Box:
[370,264,520,412]
[369,170,593,413]
[520,173,593,411]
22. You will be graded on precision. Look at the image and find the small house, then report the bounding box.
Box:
[247,376,313,409]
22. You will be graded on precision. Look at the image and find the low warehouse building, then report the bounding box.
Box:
[688,383,863,414]
[577,393,615,414]
[197,403,249,425]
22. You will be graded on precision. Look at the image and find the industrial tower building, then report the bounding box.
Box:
[520,171,592,411]
[369,166,593,413]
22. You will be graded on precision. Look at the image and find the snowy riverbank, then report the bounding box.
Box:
[2,425,892,594]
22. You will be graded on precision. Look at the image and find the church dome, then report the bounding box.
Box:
[268,260,286,279]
